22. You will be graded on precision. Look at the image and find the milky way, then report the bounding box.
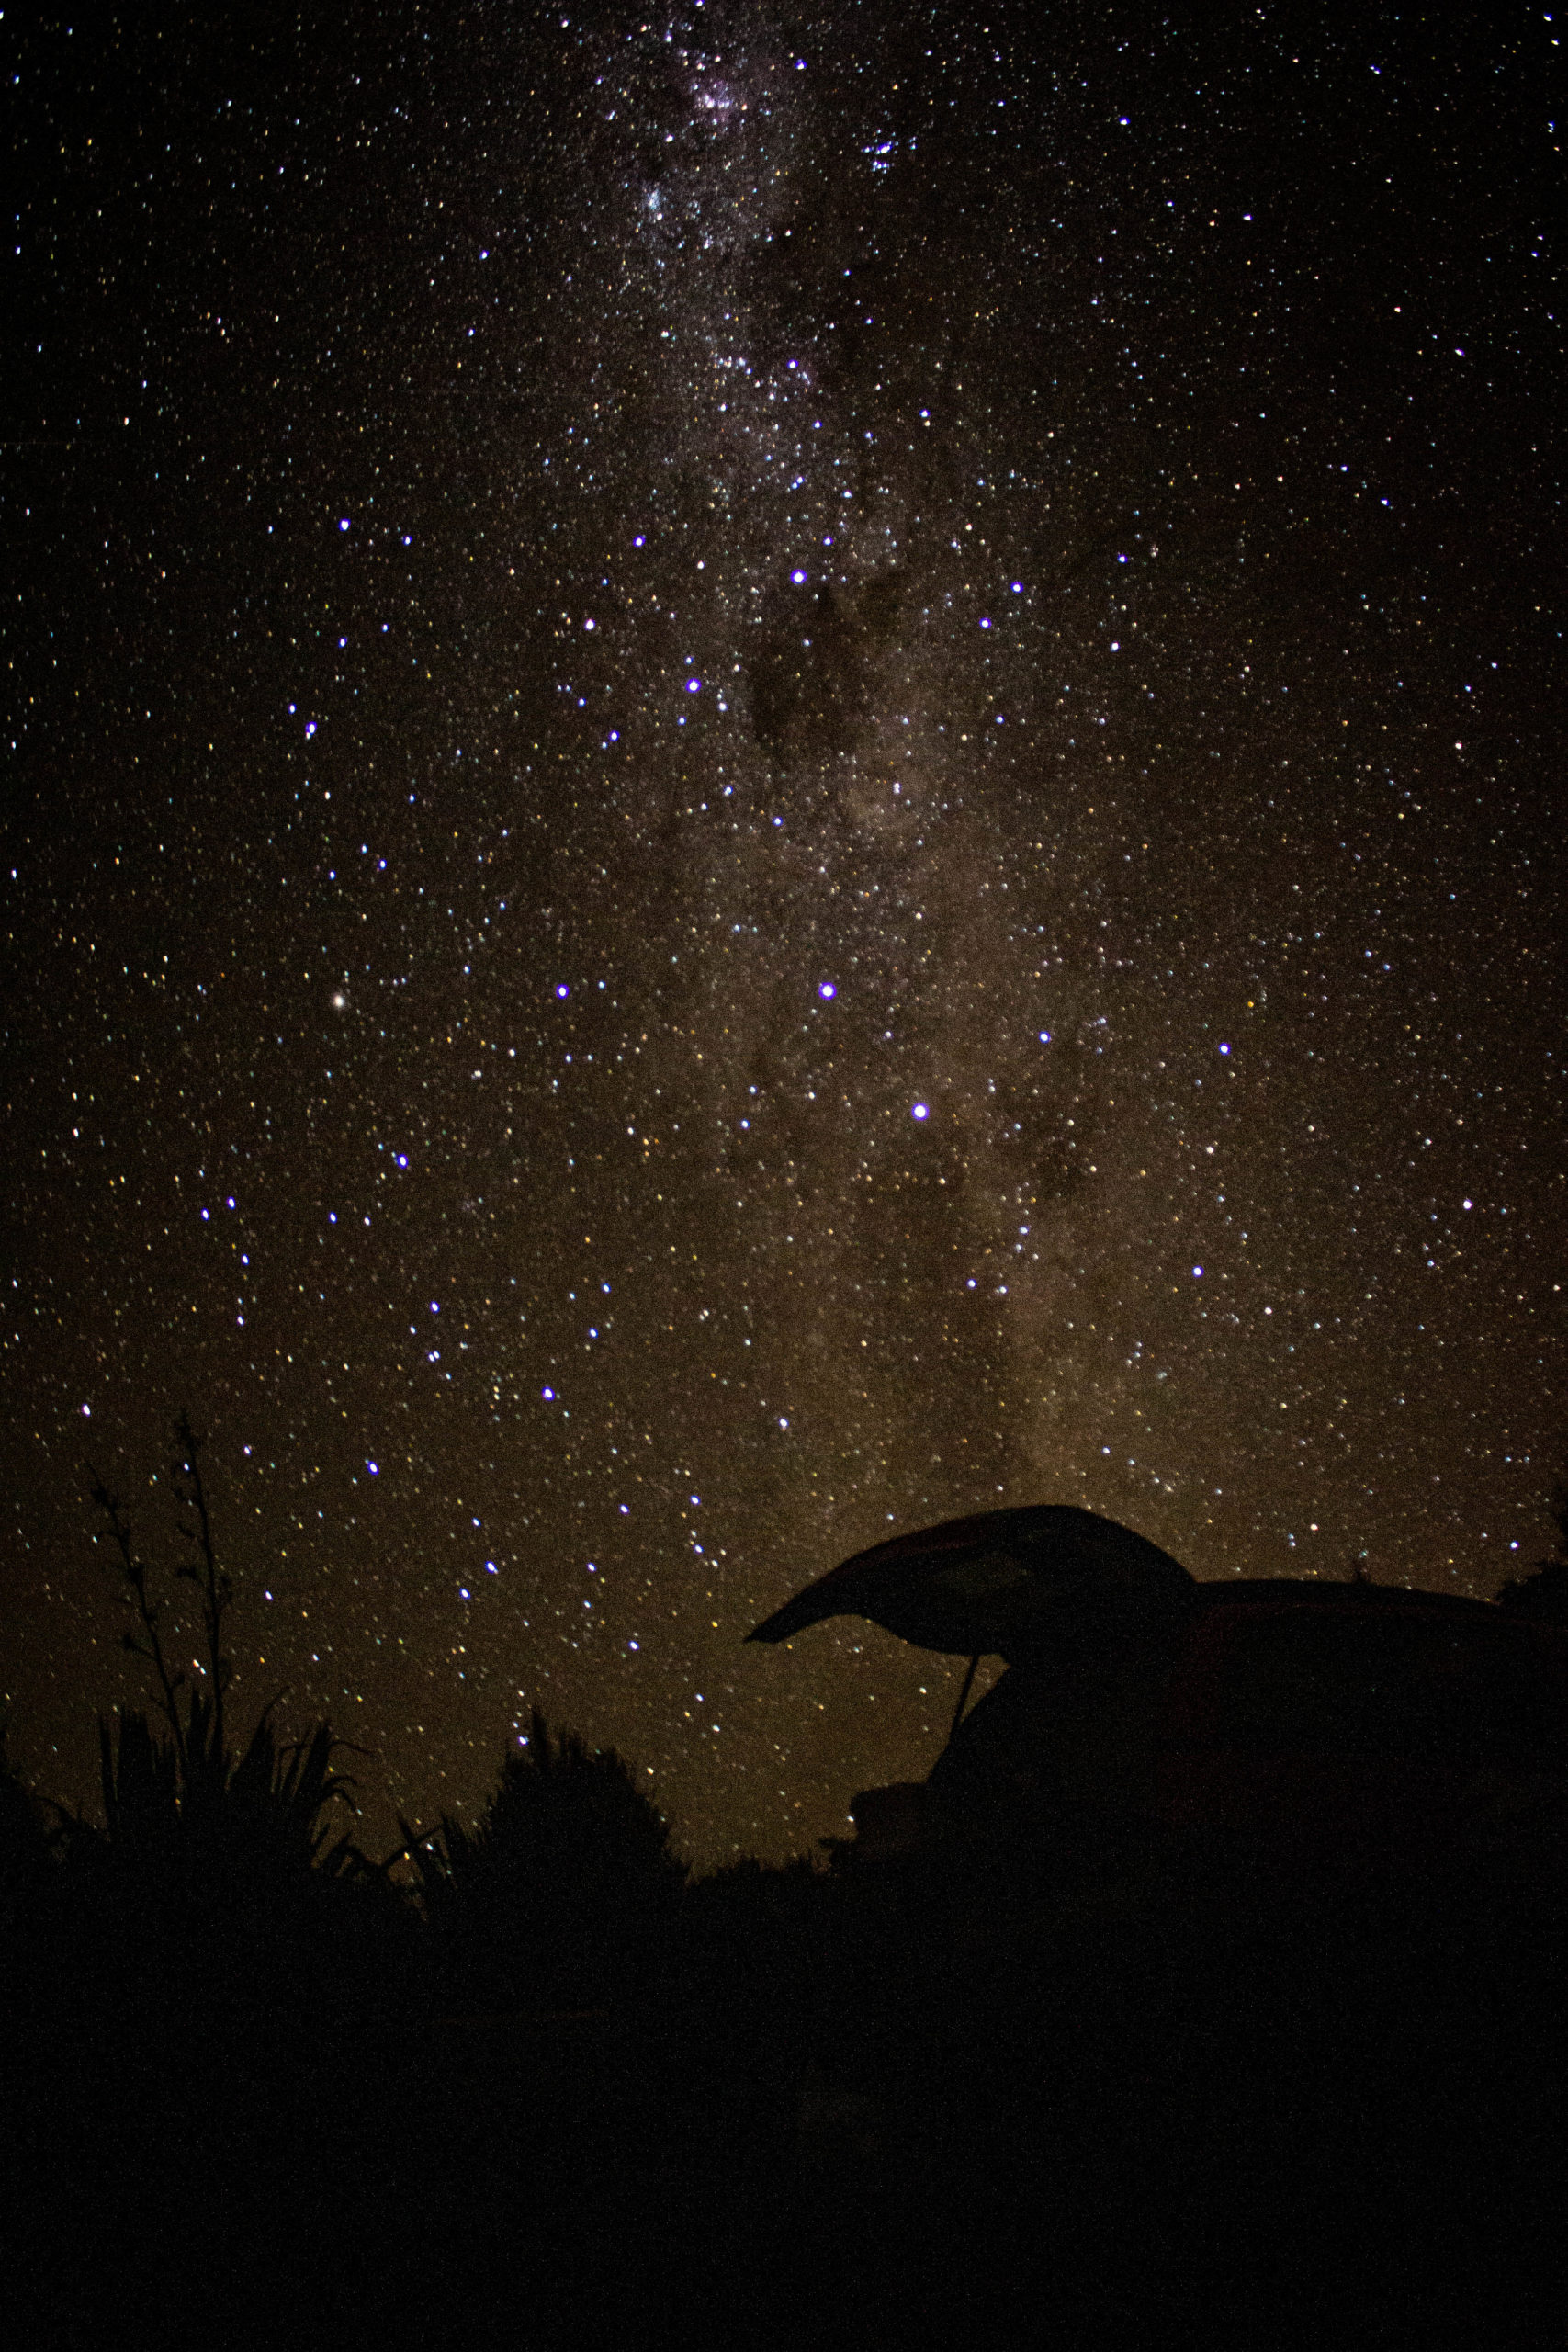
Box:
[5,4,1562,1861]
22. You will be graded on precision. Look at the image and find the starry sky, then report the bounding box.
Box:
[4,2,1562,1864]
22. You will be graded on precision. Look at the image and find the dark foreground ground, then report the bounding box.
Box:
[3,1818,1562,2350]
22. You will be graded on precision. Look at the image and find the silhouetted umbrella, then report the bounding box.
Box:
[746,1505,1195,1667]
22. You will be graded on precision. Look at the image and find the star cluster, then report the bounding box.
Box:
[3,3,1562,1861]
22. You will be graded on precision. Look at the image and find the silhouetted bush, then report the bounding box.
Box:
[408,1707,686,2014]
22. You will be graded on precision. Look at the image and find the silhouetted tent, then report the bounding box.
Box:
[747,1505,1196,1665]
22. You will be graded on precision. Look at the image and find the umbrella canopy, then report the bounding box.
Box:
[746,1504,1195,1665]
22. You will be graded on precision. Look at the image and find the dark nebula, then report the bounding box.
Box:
[3,3,1562,1861]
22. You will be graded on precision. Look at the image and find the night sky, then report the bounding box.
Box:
[5,4,1562,1865]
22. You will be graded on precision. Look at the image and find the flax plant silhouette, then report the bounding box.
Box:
[64,1414,380,1919]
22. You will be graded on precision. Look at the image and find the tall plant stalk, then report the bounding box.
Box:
[88,1468,189,1780]
[174,1409,231,1770]
[84,1414,369,1883]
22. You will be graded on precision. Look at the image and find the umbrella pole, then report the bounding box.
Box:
[947,1653,983,1746]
